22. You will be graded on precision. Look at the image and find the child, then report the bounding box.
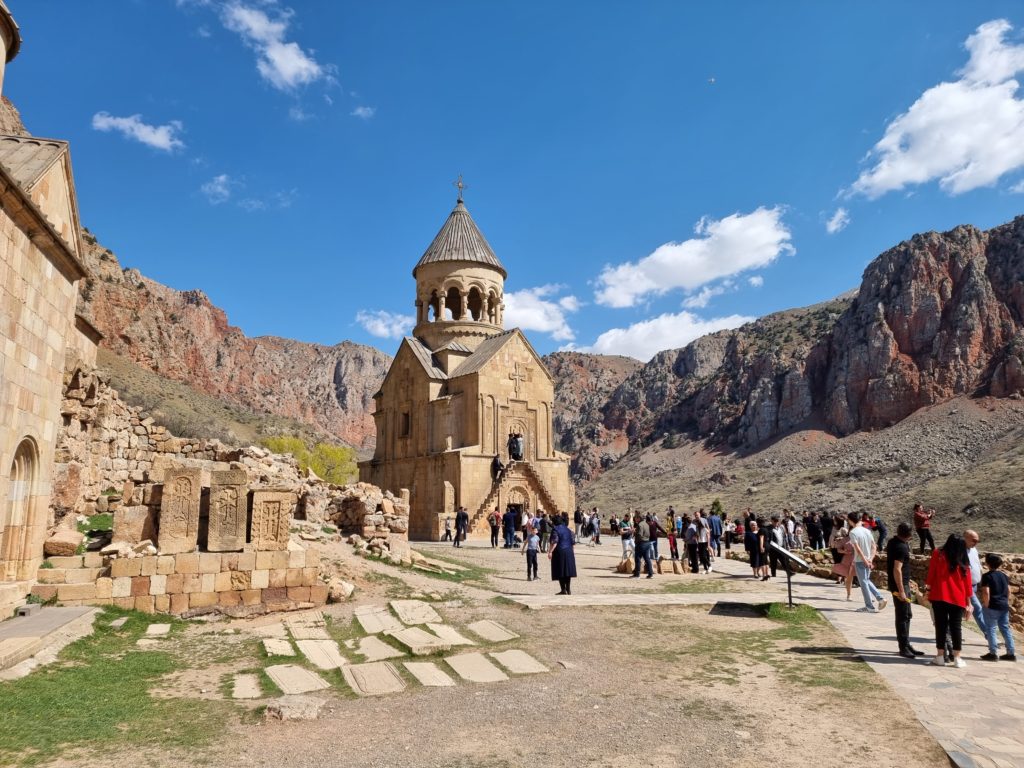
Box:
[979,553,1017,662]
[522,527,540,581]
[668,531,679,561]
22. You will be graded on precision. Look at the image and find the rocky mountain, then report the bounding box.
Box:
[77,236,390,449]
[557,217,1024,482]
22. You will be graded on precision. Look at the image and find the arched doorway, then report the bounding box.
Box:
[2,438,37,581]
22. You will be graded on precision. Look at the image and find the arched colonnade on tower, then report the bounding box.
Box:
[416,281,504,325]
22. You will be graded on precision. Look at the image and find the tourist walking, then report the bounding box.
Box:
[619,513,635,560]
[548,514,577,595]
[708,507,723,557]
[978,553,1017,662]
[522,526,540,581]
[874,514,889,551]
[538,512,551,552]
[806,512,824,550]
[502,506,516,549]
[649,512,667,560]
[454,506,469,548]
[744,521,763,579]
[913,503,936,554]
[488,507,500,548]
[830,523,854,600]
[848,512,887,612]
[684,516,699,574]
[695,516,712,573]
[821,512,835,551]
[573,508,584,543]
[590,508,602,546]
[887,523,924,659]
[724,515,735,550]
[631,513,654,578]
[443,515,453,542]
[964,530,988,637]
[925,534,973,667]
[765,515,784,577]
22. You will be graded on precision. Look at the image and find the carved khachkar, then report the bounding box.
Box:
[207,469,248,552]
[159,466,202,554]
[250,490,294,550]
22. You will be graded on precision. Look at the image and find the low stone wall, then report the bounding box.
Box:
[727,548,1024,631]
[31,544,326,617]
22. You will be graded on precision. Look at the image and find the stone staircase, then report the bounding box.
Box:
[468,460,562,534]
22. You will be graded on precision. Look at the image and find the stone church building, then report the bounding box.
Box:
[0,3,98,615]
[359,193,574,540]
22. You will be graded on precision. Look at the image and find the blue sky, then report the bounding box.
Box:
[8,1,1024,360]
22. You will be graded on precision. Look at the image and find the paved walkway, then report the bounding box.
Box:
[0,606,97,671]
[500,552,1023,768]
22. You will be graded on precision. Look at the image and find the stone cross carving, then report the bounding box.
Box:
[158,466,202,554]
[207,469,248,552]
[250,489,295,551]
[509,362,530,398]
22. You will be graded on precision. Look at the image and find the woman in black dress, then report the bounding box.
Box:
[744,520,763,579]
[548,513,578,595]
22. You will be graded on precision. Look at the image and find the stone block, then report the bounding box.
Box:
[150,574,167,595]
[112,506,158,546]
[36,568,65,584]
[63,568,100,584]
[240,589,262,606]
[199,553,222,574]
[156,556,175,575]
[219,590,242,607]
[221,554,238,572]
[308,584,328,604]
[269,569,287,589]
[154,594,171,613]
[30,584,57,602]
[47,556,84,568]
[285,569,303,588]
[250,490,295,551]
[250,569,269,589]
[190,592,218,608]
[200,573,216,592]
[214,571,233,592]
[158,466,202,554]
[111,557,142,578]
[181,573,202,593]
[304,548,321,569]
[83,552,103,568]
[95,577,113,599]
[134,595,155,613]
[236,552,256,571]
[44,529,84,557]
[169,593,189,614]
[230,571,250,590]
[165,573,183,594]
[57,583,97,601]
[175,553,199,574]
[301,567,318,586]
[131,577,151,597]
[112,577,132,598]
[287,586,311,602]
[140,556,157,577]
[256,550,289,570]
[207,470,248,552]
[113,597,135,610]
[262,587,288,602]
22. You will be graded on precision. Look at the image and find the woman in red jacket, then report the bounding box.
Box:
[925,534,973,668]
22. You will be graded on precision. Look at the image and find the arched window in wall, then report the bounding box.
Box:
[445,286,462,320]
[2,438,37,574]
[467,287,484,321]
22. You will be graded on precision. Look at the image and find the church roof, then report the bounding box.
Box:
[0,135,68,192]
[433,340,472,353]
[413,200,507,278]
[449,329,518,378]
[404,336,448,380]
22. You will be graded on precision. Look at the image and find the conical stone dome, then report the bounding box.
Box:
[413,200,507,279]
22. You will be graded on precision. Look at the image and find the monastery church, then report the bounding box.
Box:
[359,189,574,540]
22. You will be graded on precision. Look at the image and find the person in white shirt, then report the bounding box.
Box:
[847,512,887,613]
[964,529,988,636]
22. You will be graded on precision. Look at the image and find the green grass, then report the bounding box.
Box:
[76,512,113,534]
[661,578,734,594]
[0,609,234,767]
[408,550,494,585]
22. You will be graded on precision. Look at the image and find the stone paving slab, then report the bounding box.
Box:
[286,610,325,626]
[507,593,739,609]
[490,649,548,674]
[289,625,331,640]
[145,623,171,637]
[425,623,475,646]
[342,661,406,696]
[248,623,288,639]
[354,605,404,634]
[390,599,442,625]
[404,661,456,687]
[355,635,405,662]
[109,617,128,629]
[232,673,262,699]
[265,664,331,695]
[296,639,347,670]
[444,652,509,683]
[466,620,519,642]
[385,626,451,656]
[0,607,98,671]
[263,638,296,657]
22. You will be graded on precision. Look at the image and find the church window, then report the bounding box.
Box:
[400,412,410,437]
[445,286,461,320]
[467,287,483,321]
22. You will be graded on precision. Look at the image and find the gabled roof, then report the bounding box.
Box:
[0,135,68,191]
[446,328,553,386]
[434,340,472,353]
[403,336,448,380]
[413,200,507,278]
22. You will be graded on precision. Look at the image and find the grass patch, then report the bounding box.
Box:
[0,609,233,767]
[363,570,416,599]
[661,578,733,594]
[76,512,113,534]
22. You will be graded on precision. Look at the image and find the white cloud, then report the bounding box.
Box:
[221,2,325,91]
[200,174,233,204]
[504,285,578,341]
[356,310,415,339]
[849,20,1024,198]
[825,207,850,234]
[594,207,792,308]
[351,105,376,119]
[91,112,185,152]
[748,275,764,288]
[682,285,725,309]
[582,311,753,362]
[288,106,312,121]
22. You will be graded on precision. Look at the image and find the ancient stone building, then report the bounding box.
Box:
[0,3,97,615]
[359,192,574,540]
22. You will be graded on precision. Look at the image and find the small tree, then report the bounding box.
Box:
[261,436,311,468]
[310,442,358,485]
[710,498,724,517]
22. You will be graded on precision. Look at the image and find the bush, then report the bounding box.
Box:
[710,498,724,517]
[260,436,357,485]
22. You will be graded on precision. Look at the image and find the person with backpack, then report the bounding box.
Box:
[573,508,584,543]
[487,507,500,549]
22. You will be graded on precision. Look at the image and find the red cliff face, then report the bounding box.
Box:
[78,237,390,448]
